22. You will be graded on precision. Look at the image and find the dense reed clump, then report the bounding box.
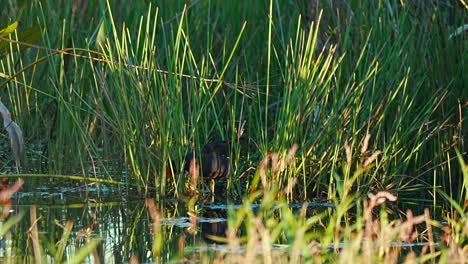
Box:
[0,0,466,262]
[1,1,465,200]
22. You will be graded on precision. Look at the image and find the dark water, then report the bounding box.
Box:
[1,178,438,263]
[0,177,335,263]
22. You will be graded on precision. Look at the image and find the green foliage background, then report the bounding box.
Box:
[0,0,466,202]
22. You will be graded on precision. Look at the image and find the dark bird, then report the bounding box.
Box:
[184,141,230,180]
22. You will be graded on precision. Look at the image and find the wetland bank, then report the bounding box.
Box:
[0,0,466,263]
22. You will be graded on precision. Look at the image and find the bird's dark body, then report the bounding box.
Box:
[185,141,230,180]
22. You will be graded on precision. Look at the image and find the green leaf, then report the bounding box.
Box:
[0,211,25,237]
[0,21,20,37]
[96,20,107,49]
[0,23,45,55]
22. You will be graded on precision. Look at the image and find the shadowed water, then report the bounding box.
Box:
[0,178,338,263]
[0,178,438,263]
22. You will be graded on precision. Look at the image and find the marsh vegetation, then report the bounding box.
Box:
[0,0,466,263]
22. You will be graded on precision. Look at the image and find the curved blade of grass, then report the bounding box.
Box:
[67,236,102,264]
[0,210,25,237]
[438,190,466,217]
[55,220,74,263]
[456,150,468,197]
[0,101,23,169]
[4,174,125,185]
[207,21,247,104]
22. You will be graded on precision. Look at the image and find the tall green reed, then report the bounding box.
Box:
[0,0,464,203]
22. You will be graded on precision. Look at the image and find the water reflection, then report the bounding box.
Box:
[199,207,228,244]
[1,181,341,263]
